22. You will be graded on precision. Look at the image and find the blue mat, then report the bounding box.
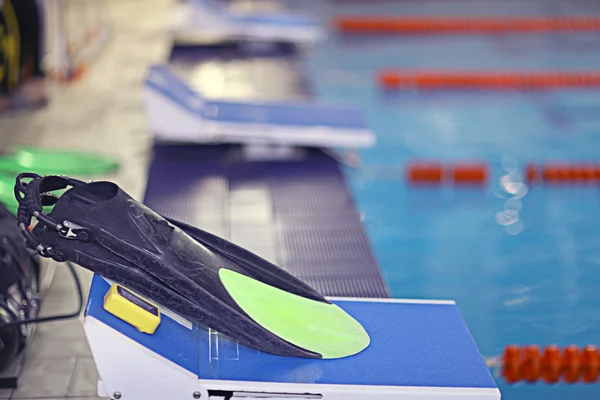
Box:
[87,274,495,390]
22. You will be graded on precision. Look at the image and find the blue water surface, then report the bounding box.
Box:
[287,0,600,398]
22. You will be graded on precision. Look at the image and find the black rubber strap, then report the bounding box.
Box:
[14,173,85,254]
[16,173,84,216]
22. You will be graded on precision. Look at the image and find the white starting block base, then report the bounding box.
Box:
[84,276,500,400]
[171,0,325,45]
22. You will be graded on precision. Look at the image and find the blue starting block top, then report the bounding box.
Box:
[143,64,375,147]
[234,14,318,28]
[86,275,497,392]
[192,0,319,28]
[145,64,369,130]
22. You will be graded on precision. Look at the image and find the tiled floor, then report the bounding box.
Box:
[0,0,172,397]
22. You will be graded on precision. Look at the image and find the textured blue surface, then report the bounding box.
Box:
[282,0,600,398]
[86,275,495,389]
[198,301,496,388]
[144,145,389,297]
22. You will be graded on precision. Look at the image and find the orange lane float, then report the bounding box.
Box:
[451,163,488,184]
[378,70,600,90]
[526,163,600,183]
[500,345,599,384]
[407,162,487,185]
[407,162,443,183]
[333,17,600,34]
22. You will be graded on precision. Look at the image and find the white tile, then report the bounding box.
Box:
[68,358,100,397]
[34,319,87,341]
[27,335,92,360]
[13,358,76,398]
[38,293,83,319]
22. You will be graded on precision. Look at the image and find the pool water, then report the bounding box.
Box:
[287,0,600,398]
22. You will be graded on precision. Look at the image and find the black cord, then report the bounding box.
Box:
[0,261,84,331]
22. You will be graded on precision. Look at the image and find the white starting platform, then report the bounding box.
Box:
[143,65,375,150]
[83,275,501,400]
[171,0,324,45]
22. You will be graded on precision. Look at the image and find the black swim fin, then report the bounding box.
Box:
[14,173,370,359]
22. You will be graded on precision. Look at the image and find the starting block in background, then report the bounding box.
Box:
[143,65,375,150]
[171,0,325,45]
[84,275,501,400]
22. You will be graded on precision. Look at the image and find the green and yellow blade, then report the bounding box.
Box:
[220,268,370,359]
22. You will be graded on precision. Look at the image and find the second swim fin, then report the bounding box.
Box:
[15,173,370,359]
[0,146,118,176]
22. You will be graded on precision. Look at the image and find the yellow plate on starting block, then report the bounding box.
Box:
[103,284,161,334]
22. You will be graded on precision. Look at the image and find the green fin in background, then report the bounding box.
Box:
[220,268,370,359]
[0,146,116,213]
[0,174,63,215]
[0,146,118,176]
[0,175,20,214]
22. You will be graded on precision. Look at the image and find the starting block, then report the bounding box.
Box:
[143,65,375,150]
[171,0,325,45]
[84,275,501,400]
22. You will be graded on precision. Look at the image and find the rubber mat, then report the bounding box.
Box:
[146,42,389,297]
[144,145,389,298]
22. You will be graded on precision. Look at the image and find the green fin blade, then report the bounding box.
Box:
[0,175,20,214]
[0,175,61,215]
[0,146,118,176]
[220,268,370,359]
